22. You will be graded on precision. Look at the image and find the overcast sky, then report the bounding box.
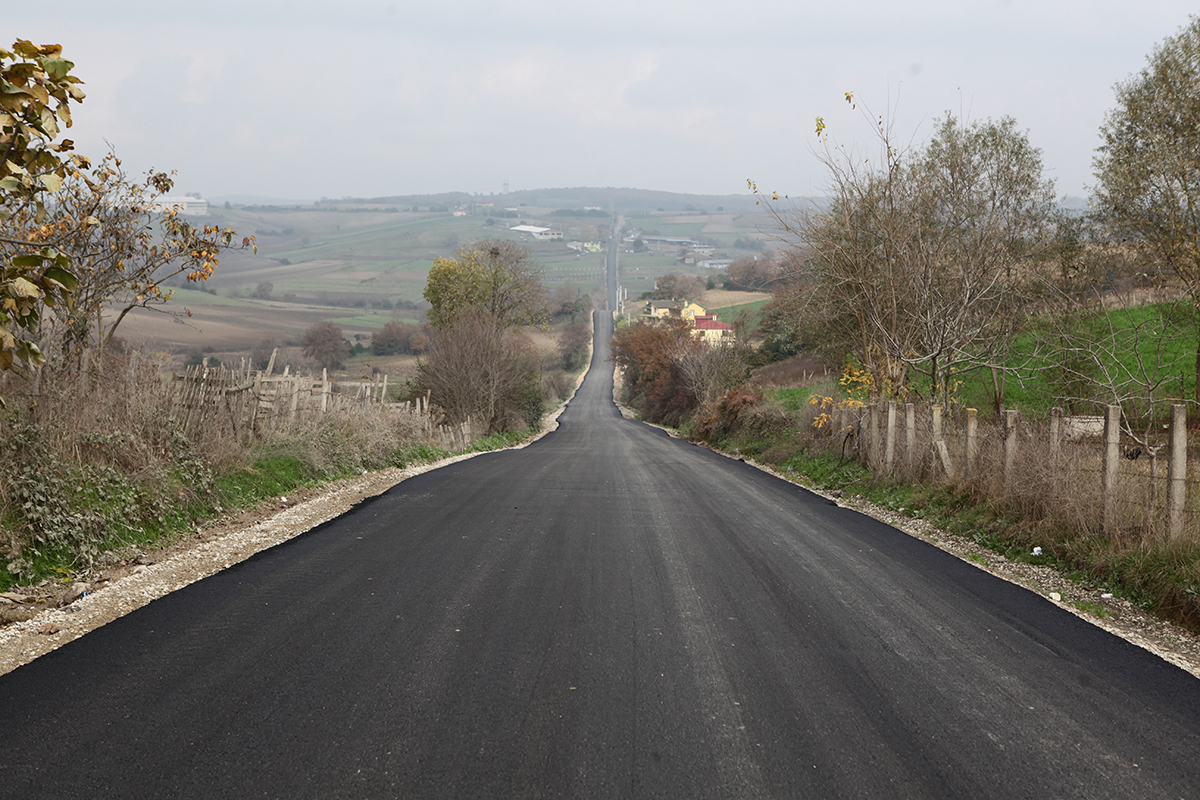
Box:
[9,1,1197,201]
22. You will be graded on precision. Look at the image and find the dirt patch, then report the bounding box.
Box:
[701,289,769,309]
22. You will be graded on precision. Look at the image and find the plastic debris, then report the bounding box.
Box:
[1032,547,1043,556]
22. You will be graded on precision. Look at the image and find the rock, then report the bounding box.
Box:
[830,490,843,498]
[1050,592,1062,602]
[0,607,36,624]
[38,622,62,635]
[57,582,90,607]
[0,592,32,604]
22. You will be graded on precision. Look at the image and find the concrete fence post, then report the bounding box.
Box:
[1103,404,1121,534]
[1049,407,1062,467]
[885,400,897,474]
[1169,403,1187,540]
[867,404,879,469]
[905,402,916,473]
[964,408,978,480]
[1003,409,1018,492]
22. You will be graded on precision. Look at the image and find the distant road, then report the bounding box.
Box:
[607,213,620,310]
[2,315,1200,798]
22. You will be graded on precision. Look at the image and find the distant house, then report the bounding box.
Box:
[453,209,467,217]
[643,300,678,321]
[148,196,208,216]
[641,235,701,250]
[534,229,563,241]
[641,300,708,324]
[691,314,736,345]
[679,301,706,322]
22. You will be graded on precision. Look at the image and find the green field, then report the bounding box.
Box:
[813,302,1198,419]
[711,298,770,329]
[204,208,607,305]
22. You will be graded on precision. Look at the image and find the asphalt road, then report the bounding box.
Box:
[3,315,1200,798]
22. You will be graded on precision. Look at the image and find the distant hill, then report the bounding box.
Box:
[210,194,318,206]
[343,187,778,214]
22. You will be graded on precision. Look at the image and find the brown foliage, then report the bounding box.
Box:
[301,322,351,371]
[610,321,696,426]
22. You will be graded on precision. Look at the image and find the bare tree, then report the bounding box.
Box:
[671,336,751,407]
[1093,15,1200,401]
[417,308,543,433]
[757,100,1055,406]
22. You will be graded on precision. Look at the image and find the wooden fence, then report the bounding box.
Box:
[830,400,1199,540]
[171,351,477,450]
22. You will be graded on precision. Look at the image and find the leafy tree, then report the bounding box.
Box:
[372,321,427,355]
[557,319,591,370]
[301,321,350,371]
[609,319,697,425]
[9,153,255,357]
[0,39,86,376]
[251,281,273,300]
[652,273,705,301]
[724,256,780,291]
[1093,14,1200,400]
[423,239,547,330]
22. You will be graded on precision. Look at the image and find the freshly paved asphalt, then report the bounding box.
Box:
[3,315,1200,799]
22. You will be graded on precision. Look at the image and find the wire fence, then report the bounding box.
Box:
[822,400,1200,541]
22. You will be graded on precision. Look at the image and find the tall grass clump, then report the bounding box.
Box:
[0,350,445,590]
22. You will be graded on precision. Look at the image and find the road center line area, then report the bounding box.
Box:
[2,313,1200,798]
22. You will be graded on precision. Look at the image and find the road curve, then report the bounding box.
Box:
[2,314,1200,798]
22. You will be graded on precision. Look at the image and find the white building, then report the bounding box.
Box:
[148,196,209,216]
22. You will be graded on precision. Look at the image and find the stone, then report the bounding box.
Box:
[0,607,36,624]
[57,583,90,607]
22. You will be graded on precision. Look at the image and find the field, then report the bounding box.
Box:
[113,202,777,359]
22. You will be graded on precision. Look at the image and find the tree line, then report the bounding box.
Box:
[746,16,1200,430]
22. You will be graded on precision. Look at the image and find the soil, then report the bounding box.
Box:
[4,370,1200,684]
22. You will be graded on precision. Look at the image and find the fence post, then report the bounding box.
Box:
[885,400,897,474]
[964,408,978,480]
[1049,407,1062,467]
[1169,403,1187,540]
[288,378,301,422]
[1003,409,1018,492]
[1103,404,1121,534]
[867,404,879,469]
[264,348,277,378]
[905,402,916,474]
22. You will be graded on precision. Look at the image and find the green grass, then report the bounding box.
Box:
[326,312,397,329]
[814,302,1198,421]
[774,386,817,411]
[1072,599,1114,619]
[711,298,769,328]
